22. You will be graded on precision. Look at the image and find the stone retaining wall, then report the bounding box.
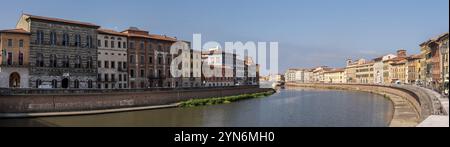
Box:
[0,86,272,113]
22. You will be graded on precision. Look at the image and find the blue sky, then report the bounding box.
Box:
[1,0,448,73]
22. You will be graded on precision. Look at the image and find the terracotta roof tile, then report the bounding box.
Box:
[98,29,128,37]
[24,13,100,28]
[0,28,31,34]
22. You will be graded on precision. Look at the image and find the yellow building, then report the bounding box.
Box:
[355,62,375,84]
[324,68,346,84]
[407,54,423,84]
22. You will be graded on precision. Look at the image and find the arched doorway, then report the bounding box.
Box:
[62,78,69,89]
[9,72,21,88]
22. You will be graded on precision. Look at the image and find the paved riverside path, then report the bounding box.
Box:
[417,115,449,127]
[400,85,449,127]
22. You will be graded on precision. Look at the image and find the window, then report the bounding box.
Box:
[130,69,135,78]
[104,74,109,82]
[124,74,127,81]
[119,74,122,81]
[50,54,57,67]
[87,35,93,48]
[19,40,24,48]
[141,69,145,78]
[88,80,93,89]
[98,39,101,47]
[111,74,115,82]
[140,43,144,50]
[36,53,44,67]
[74,80,80,89]
[129,42,135,49]
[123,62,127,69]
[130,55,135,63]
[98,74,102,81]
[104,61,109,68]
[111,41,115,48]
[158,57,162,65]
[35,79,42,88]
[118,41,121,48]
[19,52,24,65]
[7,52,12,65]
[149,56,153,64]
[62,55,70,68]
[118,62,122,70]
[52,80,58,88]
[104,40,108,47]
[36,30,44,45]
[62,33,69,46]
[75,56,81,68]
[75,34,81,47]
[140,55,144,64]
[111,61,115,69]
[123,42,127,48]
[7,39,13,47]
[50,32,57,45]
[87,56,93,68]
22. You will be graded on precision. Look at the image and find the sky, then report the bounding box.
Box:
[0,0,448,74]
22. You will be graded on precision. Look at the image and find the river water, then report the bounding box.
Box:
[0,87,394,127]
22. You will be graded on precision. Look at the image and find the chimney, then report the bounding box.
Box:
[397,49,407,58]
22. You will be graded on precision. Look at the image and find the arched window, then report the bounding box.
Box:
[74,80,80,89]
[52,80,58,88]
[35,79,42,88]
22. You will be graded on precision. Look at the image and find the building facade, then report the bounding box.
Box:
[97,29,128,89]
[373,54,397,84]
[121,27,178,89]
[324,68,346,84]
[0,29,31,88]
[437,33,448,94]
[16,14,99,89]
[201,47,236,87]
[420,34,447,91]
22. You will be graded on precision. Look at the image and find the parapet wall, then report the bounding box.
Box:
[0,86,271,114]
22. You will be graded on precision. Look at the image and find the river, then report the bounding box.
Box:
[0,87,394,127]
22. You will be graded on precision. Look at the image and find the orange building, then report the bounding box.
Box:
[0,29,31,88]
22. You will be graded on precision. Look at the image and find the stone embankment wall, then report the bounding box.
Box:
[0,86,272,113]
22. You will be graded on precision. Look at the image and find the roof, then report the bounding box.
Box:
[124,32,178,42]
[0,28,31,34]
[98,29,128,37]
[23,13,100,28]
[420,32,449,46]
[324,68,345,73]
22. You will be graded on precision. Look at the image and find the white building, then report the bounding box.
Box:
[373,54,397,84]
[97,29,128,89]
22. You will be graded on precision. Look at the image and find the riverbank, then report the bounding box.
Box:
[0,86,273,118]
[179,90,276,107]
[286,83,422,127]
